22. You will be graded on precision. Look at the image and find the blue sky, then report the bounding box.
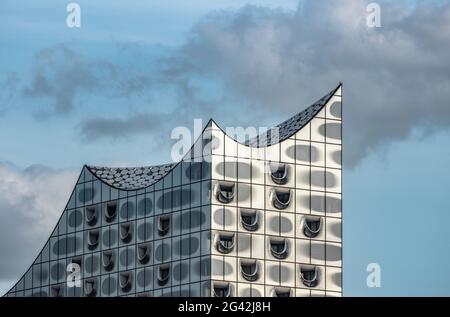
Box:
[0,0,450,296]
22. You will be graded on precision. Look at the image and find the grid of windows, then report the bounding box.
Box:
[7,155,213,297]
[5,85,342,297]
[208,87,342,297]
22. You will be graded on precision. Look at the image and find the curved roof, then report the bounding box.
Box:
[245,84,339,147]
[86,163,175,190]
[87,84,340,191]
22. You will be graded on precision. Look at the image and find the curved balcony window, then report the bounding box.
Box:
[137,244,150,264]
[105,201,117,223]
[215,232,235,254]
[84,279,97,297]
[300,266,320,288]
[271,189,291,210]
[119,272,132,293]
[270,238,289,259]
[272,287,292,297]
[240,260,259,282]
[157,264,170,286]
[120,223,132,243]
[87,230,99,250]
[102,251,114,271]
[303,216,322,238]
[85,205,98,226]
[270,163,289,185]
[240,209,259,231]
[50,285,63,297]
[215,182,235,204]
[213,282,231,297]
[158,215,170,237]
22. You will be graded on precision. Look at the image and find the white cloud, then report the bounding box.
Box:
[0,163,78,294]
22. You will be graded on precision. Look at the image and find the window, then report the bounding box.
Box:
[303,216,322,238]
[85,205,98,226]
[215,232,235,254]
[120,223,132,243]
[84,278,97,297]
[270,238,289,259]
[270,163,289,185]
[213,282,231,297]
[240,260,259,282]
[215,182,235,204]
[158,215,170,237]
[87,230,99,250]
[137,244,150,264]
[300,266,320,288]
[240,209,259,231]
[105,201,117,222]
[272,287,291,297]
[137,198,152,217]
[102,251,114,271]
[119,272,132,292]
[271,189,291,210]
[50,285,63,297]
[157,264,170,286]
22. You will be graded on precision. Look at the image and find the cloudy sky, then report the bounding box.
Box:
[1,0,450,296]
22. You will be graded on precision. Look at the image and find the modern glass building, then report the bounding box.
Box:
[4,84,342,297]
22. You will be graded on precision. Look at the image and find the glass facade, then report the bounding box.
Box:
[5,85,342,297]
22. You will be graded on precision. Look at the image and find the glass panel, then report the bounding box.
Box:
[101,183,110,203]
[67,190,76,209]
[191,182,201,208]
[41,241,50,263]
[201,230,211,255]
[190,282,200,297]
[190,257,200,282]
[93,180,101,204]
[32,264,42,288]
[172,236,181,262]
[110,188,119,200]
[84,168,92,182]
[190,208,202,232]
[41,262,50,286]
[181,161,190,185]
[181,210,190,235]
[24,268,33,290]
[154,191,163,215]
[163,170,172,189]
[191,232,201,258]
[201,181,211,206]
[163,188,172,212]
[181,185,190,210]
[172,164,181,187]
[58,211,67,235]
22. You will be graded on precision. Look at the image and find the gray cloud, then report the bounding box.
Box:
[6,1,450,165]
[22,46,106,115]
[78,69,219,142]
[162,0,450,166]
[21,45,154,117]
[0,163,77,290]
[79,112,166,141]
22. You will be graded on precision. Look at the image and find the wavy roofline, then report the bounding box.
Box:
[85,83,341,191]
[84,118,215,192]
[212,83,342,148]
[84,163,176,192]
